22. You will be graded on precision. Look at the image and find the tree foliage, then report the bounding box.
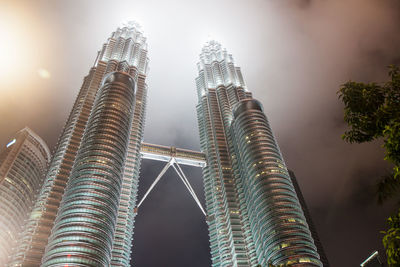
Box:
[338,65,400,175]
[382,208,400,266]
[377,173,400,205]
[338,65,400,265]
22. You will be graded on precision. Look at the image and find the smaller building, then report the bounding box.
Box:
[0,127,50,266]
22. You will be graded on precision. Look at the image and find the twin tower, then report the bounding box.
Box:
[6,22,326,266]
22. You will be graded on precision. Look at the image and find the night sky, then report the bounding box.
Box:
[1,0,400,266]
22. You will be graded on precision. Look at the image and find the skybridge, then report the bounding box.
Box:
[137,142,207,216]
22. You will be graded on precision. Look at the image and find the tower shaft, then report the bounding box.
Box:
[196,41,258,266]
[9,23,149,267]
[196,41,322,266]
[230,100,321,266]
[42,72,136,266]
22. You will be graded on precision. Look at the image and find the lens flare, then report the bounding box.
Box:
[37,68,51,79]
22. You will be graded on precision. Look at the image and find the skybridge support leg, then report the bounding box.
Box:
[136,157,206,217]
[137,159,173,209]
[171,161,206,216]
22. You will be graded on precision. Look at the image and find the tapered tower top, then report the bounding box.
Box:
[196,41,247,97]
[95,21,149,75]
[123,21,142,30]
[111,21,147,47]
[199,40,235,67]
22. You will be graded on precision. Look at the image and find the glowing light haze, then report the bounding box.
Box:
[0,0,399,266]
[37,68,51,79]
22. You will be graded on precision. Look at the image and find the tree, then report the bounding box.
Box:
[382,208,400,266]
[338,65,400,265]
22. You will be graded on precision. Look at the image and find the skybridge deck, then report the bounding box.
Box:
[140,142,206,167]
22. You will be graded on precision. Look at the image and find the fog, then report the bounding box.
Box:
[1,0,400,266]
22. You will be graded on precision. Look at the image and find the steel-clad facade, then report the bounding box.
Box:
[42,72,136,266]
[9,22,148,267]
[230,100,321,266]
[196,41,322,266]
[5,23,327,267]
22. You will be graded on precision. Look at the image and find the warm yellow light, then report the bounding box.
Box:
[0,13,25,79]
[37,68,51,79]
[0,7,37,88]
